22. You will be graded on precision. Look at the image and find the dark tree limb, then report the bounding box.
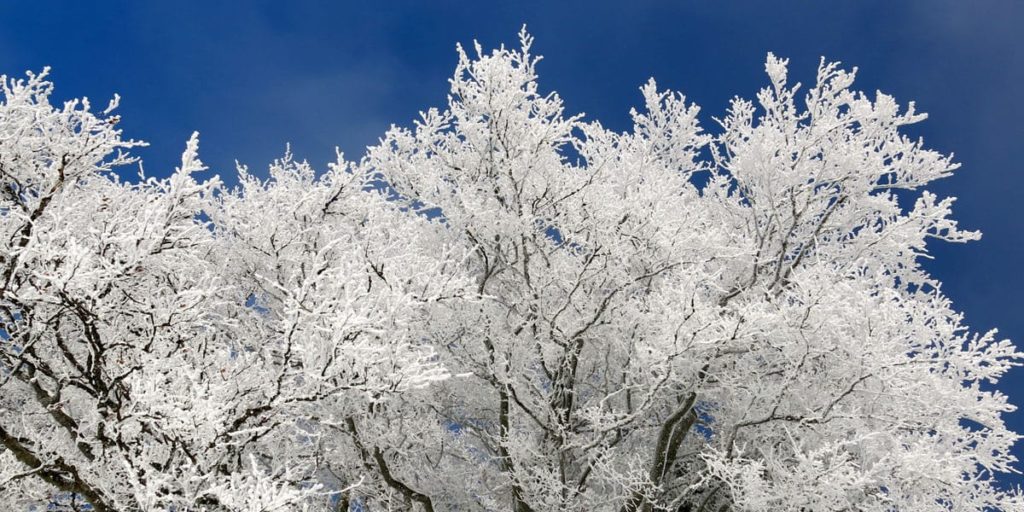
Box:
[620,392,698,512]
[0,424,113,512]
[345,417,436,512]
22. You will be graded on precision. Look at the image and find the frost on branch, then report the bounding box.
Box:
[2,32,1022,512]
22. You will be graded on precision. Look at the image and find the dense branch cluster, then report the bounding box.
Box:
[1,31,1021,511]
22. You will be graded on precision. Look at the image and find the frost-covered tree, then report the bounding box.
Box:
[2,30,1022,512]
[364,31,1023,512]
[0,69,466,511]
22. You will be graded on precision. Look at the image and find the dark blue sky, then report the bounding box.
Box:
[3,0,1023,487]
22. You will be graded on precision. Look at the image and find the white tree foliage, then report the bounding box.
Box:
[1,30,1021,511]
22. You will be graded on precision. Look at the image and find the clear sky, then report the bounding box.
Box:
[2,0,1023,488]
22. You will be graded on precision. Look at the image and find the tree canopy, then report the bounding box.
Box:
[1,31,1020,511]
